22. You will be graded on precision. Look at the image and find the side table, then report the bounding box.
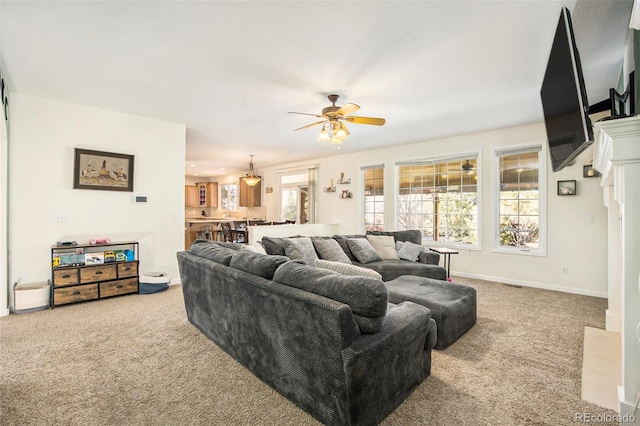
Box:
[429,247,459,281]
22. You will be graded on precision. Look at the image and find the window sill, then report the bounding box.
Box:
[491,246,546,257]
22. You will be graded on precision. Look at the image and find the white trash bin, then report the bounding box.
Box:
[139,272,170,294]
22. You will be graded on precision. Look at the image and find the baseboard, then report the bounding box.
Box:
[169,278,181,286]
[0,307,9,317]
[452,271,608,298]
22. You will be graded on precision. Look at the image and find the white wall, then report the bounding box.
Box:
[7,94,186,305]
[259,121,609,297]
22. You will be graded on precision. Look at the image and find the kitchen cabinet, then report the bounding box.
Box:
[197,182,218,207]
[185,185,199,207]
[239,179,261,207]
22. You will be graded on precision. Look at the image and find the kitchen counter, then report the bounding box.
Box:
[185,218,234,223]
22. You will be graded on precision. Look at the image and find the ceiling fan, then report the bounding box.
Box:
[288,94,385,148]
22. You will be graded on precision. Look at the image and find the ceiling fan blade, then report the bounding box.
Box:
[288,111,324,118]
[341,122,350,136]
[335,102,360,117]
[293,120,326,131]
[344,116,386,126]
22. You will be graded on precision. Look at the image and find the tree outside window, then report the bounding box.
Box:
[363,165,384,231]
[220,184,238,210]
[397,157,479,246]
[497,148,540,248]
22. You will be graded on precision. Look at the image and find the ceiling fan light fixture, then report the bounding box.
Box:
[335,124,348,140]
[317,127,331,142]
[241,155,261,187]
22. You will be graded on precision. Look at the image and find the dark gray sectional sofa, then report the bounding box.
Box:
[177,241,438,426]
[261,230,447,282]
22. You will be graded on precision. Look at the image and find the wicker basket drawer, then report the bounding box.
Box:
[80,265,117,283]
[100,278,138,298]
[53,269,79,287]
[54,284,99,305]
[118,262,138,278]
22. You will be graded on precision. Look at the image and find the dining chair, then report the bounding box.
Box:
[233,220,248,243]
[219,222,234,243]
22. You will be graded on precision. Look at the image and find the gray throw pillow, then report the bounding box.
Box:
[316,259,382,280]
[346,238,382,264]
[282,237,319,265]
[396,240,424,262]
[312,238,352,264]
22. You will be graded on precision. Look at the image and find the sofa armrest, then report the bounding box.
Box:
[419,249,440,265]
[341,301,434,425]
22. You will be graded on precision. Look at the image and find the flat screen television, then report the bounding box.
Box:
[540,7,593,172]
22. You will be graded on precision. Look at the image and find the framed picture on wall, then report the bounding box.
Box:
[557,180,576,196]
[73,148,134,192]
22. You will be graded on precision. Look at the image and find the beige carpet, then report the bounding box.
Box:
[0,277,619,425]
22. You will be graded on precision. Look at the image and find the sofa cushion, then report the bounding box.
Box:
[366,235,400,260]
[356,259,447,282]
[282,237,319,265]
[312,238,352,264]
[366,230,422,245]
[331,234,366,262]
[229,250,289,280]
[396,240,424,262]
[189,241,238,265]
[316,259,383,280]
[347,238,382,264]
[273,261,388,333]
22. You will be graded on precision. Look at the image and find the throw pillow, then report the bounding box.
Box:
[396,240,423,262]
[366,235,400,260]
[240,242,267,255]
[346,238,382,264]
[282,237,319,265]
[312,238,352,264]
[316,259,382,280]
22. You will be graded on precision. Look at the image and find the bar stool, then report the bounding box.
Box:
[196,226,213,241]
[214,223,224,241]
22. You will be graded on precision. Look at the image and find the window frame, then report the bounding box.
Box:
[395,152,482,251]
[362,164,385,232]
[220,183,239,211]
[492,144,547,257]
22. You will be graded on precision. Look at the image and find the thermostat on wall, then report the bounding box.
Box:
[135,195,148,203]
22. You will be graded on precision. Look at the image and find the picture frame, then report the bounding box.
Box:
[73,148,134,192]
[583,165,601,178]
[557,180,576,196]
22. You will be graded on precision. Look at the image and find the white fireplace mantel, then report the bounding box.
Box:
[593,115,640,418]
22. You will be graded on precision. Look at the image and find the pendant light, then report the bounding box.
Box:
[241,155,261,187]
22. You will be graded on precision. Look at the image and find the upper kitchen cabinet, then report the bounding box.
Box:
[185,185,199,207]
[197,182,218,207]
[239,179,261,207]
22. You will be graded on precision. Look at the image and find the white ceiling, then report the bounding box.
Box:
[1,0,634,178]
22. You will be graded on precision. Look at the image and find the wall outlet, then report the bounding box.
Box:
[562,266,569,275]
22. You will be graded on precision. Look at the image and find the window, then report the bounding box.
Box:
[362,165,384,231]
[220,184,238,210]
[279,172,310,223]
[397,155,479,247]
[496,145,543,253]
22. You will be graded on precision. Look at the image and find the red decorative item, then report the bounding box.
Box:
[89,238,112,245]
